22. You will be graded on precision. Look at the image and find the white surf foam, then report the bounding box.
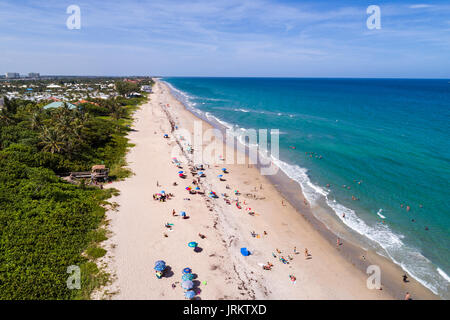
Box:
[437,268,450,283]
[377,209,386,219]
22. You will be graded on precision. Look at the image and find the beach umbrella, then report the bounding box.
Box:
[222,168,227,171]
[240,247,251,256]
[188,241,198,248]
[218,175,223,178]
[198,172,204,175]
[154,260,166,271]
[184,290,196,299]
[182,267,192,274]
[180,211,186,217]
[195,187,200,190]
[182,273,194,281]
[161,190,165,194]
[185,187,191,191]
[178,171,184,174]
[154,261,166,270]
[181,280,194,290]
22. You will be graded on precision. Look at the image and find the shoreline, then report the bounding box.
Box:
[161,79,439,300]
[95,79,438,300]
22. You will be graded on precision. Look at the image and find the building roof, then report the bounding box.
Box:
[43,101,77,110]
[92,165,106,171]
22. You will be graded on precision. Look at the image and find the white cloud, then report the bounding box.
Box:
[409,4,433,9]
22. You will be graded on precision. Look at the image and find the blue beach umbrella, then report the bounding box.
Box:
[218,175,223,178]
[181,280,194,290]
[198,172,204,175]
[222,168,227,171]
[240,248,251,256]
[182,267,192,274]
[184,290,196,299]
[154,260,166,271]
[188,241,198,248]
[195,187,200,190]
[178,171,184,174]
[161,190,165,194]
[180,211,186,217]
[182,273,194,281]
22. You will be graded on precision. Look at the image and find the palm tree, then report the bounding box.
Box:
[0,97,15,125]
[30,112,42,130]
[107,101,126,120]
[38,126,65,154]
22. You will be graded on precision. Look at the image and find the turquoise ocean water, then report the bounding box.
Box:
[162,77,450,298]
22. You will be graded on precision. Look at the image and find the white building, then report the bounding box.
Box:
[5,72,20,79]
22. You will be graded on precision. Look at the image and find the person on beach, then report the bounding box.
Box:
[172,209,176,216]
[403,274,408,283]
[405,292,411,300]
[294,247,297,254]
[304,248,309,259]
[198,233,206,239]
[276,248,281,254]
[264,231,268,236]
[336,237,341,246]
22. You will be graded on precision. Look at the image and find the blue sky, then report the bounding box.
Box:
[0,0,449,77]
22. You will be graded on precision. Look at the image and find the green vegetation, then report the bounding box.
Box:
[115,80,140,96]
[0,82,150,299]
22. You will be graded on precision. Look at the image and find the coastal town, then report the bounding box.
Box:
[0,72,153,104]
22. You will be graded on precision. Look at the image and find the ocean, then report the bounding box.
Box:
[162,77,450,298]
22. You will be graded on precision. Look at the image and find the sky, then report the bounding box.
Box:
[0,0,449,78]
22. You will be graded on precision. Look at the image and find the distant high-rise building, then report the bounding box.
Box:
[28,72,40,78]
[5,72,20,79]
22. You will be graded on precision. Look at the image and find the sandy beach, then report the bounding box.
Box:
[94,80,438,300]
